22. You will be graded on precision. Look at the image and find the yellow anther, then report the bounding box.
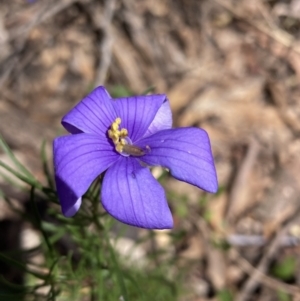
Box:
[109,131,117,139]
[108,130,115,138]
[111,122,119,131]
[120,128,128,137]
[115,144,124,153]
[108,117,130,154]
[112,137,119,144]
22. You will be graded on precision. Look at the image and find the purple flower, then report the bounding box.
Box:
[53,86,218,229]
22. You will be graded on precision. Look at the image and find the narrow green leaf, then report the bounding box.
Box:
[105,232,128,301]
[0,275,27,292]
[110,85,132,98]
[0,253,47,280]
[0,134,35,181]
[277,290,291,301]
[141,86,155,95]
[0,161,41,189]
[217,289,233,301]
[2,194,24,216]
[272,256,296,280]
[29,186,54,256]
[40,140,54,189]
[0,292,27,301]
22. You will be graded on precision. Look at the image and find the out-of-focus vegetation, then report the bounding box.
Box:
[1,0,300,300]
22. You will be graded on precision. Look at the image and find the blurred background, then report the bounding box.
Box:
[1,0,300,300]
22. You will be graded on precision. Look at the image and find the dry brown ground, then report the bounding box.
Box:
[1,0,300,300]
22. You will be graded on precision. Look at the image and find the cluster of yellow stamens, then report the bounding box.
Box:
[108,118,128,153]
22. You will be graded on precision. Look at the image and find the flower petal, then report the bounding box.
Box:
[53,133,119,217]
[143,97,172,138]
[113,94,167,142]
[136,128,218,193]
[102,157,173,229]
[62,86,117,135]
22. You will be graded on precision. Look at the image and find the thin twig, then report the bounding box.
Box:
[236,206,300,301]
[213,0,300,55]
[3,0,80,45]
[0,0,80,89]
[94,0,117,86]
[227,234,300,247]
[226,138,260,221]
[233,248,300,298]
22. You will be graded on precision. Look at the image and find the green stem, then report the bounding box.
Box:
[29,186,54,258]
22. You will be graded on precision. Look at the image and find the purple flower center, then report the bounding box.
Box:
[108,117,145,157]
